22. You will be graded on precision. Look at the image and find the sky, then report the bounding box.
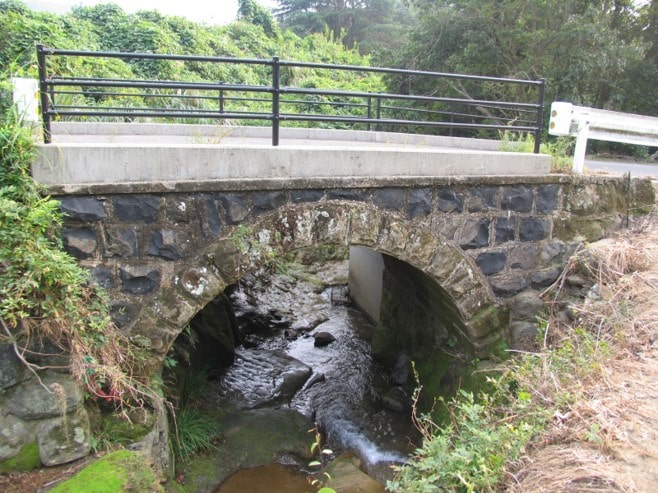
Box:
[24,0,279,25]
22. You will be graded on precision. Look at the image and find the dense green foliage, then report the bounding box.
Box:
[393,0,657,118]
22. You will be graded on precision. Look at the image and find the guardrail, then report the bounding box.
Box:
[549,102,658,173]
[37,45,546,151]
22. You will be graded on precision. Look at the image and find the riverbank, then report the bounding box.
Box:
[507,209,658,491]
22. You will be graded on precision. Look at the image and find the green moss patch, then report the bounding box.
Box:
[0,442,41,473]
[50,449,163,493]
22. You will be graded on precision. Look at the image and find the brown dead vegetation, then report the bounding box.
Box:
[507,208,658,492]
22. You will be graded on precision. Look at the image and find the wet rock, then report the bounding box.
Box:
[301,373,326,391]
[313,332,336,347]
[390,353,410,386]
[326,453,386,493]
[219,349,311,408]
[381,387,409,413]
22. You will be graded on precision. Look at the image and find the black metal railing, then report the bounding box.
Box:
[37,45,546,152]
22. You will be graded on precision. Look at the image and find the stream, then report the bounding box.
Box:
[212,260,420,491]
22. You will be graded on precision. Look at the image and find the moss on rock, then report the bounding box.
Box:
[49,449,163,493]
[0,442,40,473]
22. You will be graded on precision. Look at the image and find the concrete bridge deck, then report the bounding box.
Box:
[33,123,550,192]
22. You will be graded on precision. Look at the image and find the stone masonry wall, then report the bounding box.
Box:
[55,175,654,344]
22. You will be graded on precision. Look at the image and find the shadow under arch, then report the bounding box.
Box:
[134,201,505,373]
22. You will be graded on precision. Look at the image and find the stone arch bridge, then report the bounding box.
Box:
[31,123,656,376]
[47,169,654,372]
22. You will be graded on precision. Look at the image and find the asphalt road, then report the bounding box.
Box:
[585,159,658,178]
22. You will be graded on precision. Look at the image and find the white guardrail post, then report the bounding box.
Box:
[11,77,40,123]
[548,101,658,174]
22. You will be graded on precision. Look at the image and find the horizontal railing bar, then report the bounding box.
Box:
[281,86,541,110]
[280,113,537,131]
[279,60,544,87]
[42,47,274,66]
[48,109,274,120]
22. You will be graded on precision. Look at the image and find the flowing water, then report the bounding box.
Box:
[212,263,420,490]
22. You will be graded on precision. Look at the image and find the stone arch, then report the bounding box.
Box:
[133,201,503,370]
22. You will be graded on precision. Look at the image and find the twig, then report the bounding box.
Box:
[0,316,54,394]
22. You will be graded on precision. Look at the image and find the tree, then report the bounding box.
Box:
[394,0,650,113]
[274,0,412,54]
[238,0,279,37]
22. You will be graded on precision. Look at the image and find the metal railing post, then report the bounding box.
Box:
[271,56,280,146]
[375,95,382,132]
[534,78,546,154]
[219,84,224,114]
[366,96,372,131]
[36,44,52,143]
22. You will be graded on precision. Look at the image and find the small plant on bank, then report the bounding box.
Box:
[306,425,336,493]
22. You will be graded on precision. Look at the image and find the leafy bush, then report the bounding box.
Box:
[0,103,154,409]
[388,388,537,493]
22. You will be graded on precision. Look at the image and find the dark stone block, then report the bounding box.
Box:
[219,194,249,224]
[253,191,288,215]
[201,195,223,239]
[467,187,498,212]
[120,267,161,295]
[459,219,490,250]
[148,230,182,261]
[105,228,138,257]
[59,197,107,222]
[165,195,193,223]
[531,267,562,288]
[0,344,24,390]
[491,275,528,297]
[437,189,464,213]
[476,251,507,276]
[114,196,160,222]
[541,241,566,263]
[407,188,431,218]
[61,227,97,259]
[327,189,368,201]
[536,185,559,213]
[501,186,533,212]
[90,266,114,289]
[520,218,551,242]
[495,216,516,244]
[110,302,135,328]
[373,188,406,212]
[509,244,538,269]
[291,190,324,203]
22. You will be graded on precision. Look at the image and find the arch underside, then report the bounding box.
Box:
[134,201,503,364]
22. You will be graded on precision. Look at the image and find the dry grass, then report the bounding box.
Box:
[506,209,658,492]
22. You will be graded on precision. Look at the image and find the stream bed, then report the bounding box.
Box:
[210,260,420,491]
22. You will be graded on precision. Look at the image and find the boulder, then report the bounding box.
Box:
[8,371,83,421]
[313,332,336,347]
[36,408,91,466]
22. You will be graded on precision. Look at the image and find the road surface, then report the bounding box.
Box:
[586,159,658,178]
